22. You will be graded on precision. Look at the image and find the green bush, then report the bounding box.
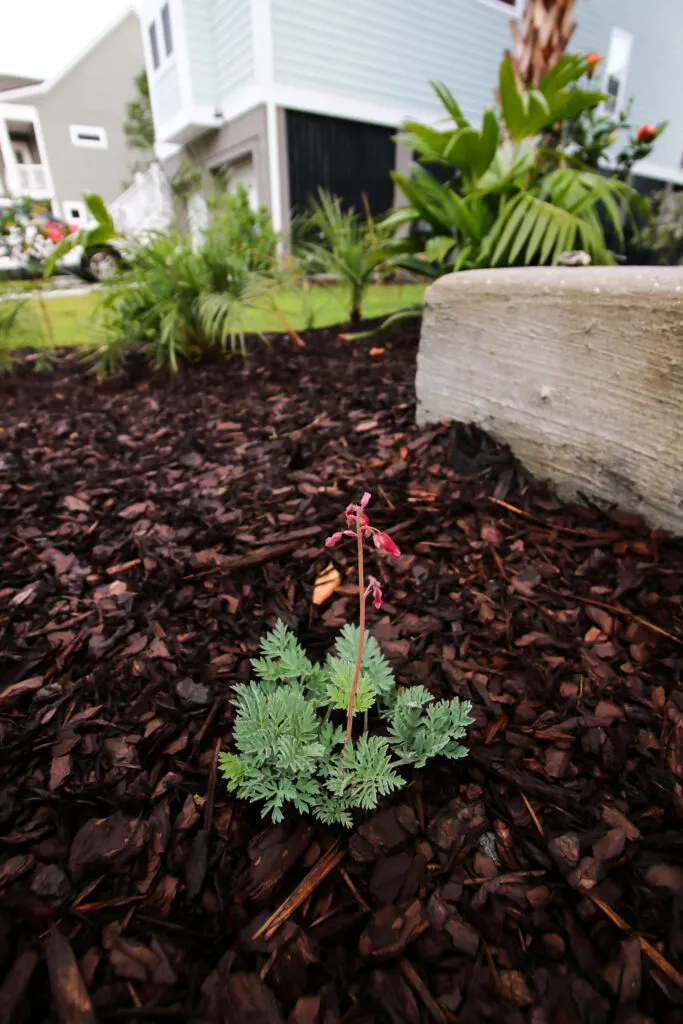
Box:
[96,186,278,373]
[204,187,278,273]
[385,54,650,277]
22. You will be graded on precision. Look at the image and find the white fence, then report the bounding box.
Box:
[110,162,174,238]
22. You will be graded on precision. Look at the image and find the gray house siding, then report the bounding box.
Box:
[9,12,145,212]
[168,104,271,205]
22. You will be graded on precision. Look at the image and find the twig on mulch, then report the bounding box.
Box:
[399,959,448,1024]
[587,892,683,992]
[185,541,303,580]
[488,496,622,538]
[549,589,682,646]
[253,842,344,941]
[339,866,370,912]
[185,527,322,580]
[463,870,546,887]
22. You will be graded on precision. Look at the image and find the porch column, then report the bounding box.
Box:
[0,116,18,195]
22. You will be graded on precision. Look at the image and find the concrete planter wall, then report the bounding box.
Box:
[416,267,683,535]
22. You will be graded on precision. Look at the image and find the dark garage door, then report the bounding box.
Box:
[286,109,396,218]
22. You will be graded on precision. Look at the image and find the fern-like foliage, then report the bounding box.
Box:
[327,735,404,809]
[325,660,376,714]
[218,619,472,826]
[387,687,474,768]
[333,624,395,703]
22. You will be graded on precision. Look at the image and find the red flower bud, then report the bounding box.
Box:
[325,531,343,548]
[374,531,401,559]
[586,52,601,75]
[636,123,656,142]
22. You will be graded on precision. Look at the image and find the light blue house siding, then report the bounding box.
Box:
[271,0,513,123]
[271,0,681,177]
[183,0,217,106]
[212,0,255,108]
[573,0,682,174]
[155,62,182,124]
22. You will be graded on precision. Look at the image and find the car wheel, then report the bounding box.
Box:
[82,246,120,282]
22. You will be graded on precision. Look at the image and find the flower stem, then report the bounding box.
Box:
[345,509,365,744]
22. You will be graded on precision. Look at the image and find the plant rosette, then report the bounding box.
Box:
[218,493,473,826]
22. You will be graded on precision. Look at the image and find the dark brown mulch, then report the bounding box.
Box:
[1,322,683,1024]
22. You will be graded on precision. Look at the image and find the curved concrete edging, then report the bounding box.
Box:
[416,266,683,534]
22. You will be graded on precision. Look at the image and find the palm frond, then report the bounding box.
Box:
[486,191,612,267]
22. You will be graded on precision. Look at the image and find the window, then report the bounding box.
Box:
[161,3,173,57]
[63,201,87,224]
[12,141,33,165]
[149,21,160,69]
[69,125,108,149]
[602,27,633,115]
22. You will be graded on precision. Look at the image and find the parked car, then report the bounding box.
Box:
[0,199,123,281]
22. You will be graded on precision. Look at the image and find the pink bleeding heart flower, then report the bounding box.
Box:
[365,576,383,609]
[345,506,369,529]
[374,531,401,560]
[325,531,343,548]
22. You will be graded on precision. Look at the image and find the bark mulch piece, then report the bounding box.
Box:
[1,323,683,1022]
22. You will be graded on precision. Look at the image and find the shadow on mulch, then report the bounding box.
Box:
[1,320,683,1023]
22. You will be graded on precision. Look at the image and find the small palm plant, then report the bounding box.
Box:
[298,190,390,328]
[218,494,473,826]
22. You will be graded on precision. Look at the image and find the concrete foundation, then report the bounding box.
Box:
[416,266,683,535]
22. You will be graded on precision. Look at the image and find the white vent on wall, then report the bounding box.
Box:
[69,125,108,149]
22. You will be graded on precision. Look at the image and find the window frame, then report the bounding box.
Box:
[149,20,160,70]
[601,26,634,117]
[475,0,519,15]
[69,124,109,150]
[62,200,88,224]
[161,3,173,57]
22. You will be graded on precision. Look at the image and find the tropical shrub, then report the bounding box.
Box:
[94,185,278,373]
[386,54,651,277]
[297,190,391,328]
[559,99,666,181]
[204,187,278,273]
[219,493,473,826]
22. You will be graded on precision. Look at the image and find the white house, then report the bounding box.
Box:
[136,0,683,232]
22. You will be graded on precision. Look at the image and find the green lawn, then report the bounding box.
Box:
[19,282,425,349]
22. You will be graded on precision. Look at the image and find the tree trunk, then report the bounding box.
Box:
[510,0,578,87]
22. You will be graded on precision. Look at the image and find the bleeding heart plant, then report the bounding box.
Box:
[218,494,473,826]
